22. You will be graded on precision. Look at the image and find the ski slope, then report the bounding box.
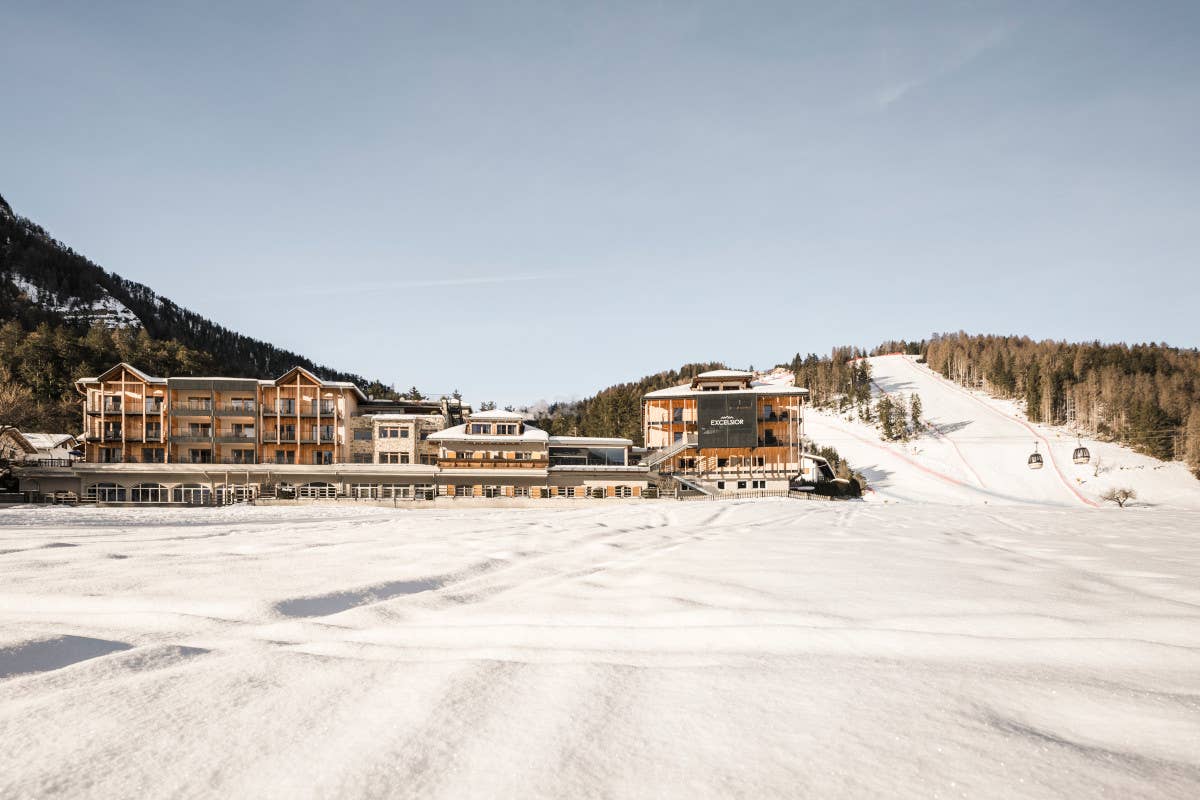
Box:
[804,355,1200,508]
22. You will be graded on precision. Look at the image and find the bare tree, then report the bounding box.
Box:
[0,378,38,433]
[1100,487,1137,508]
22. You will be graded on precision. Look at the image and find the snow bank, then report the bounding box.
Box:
[2,501,1198,798]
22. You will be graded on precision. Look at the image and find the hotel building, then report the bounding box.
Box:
[643,369,829,492]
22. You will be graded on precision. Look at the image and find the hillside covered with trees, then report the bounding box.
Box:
[0,193,397,431]
[913,333,1200,476]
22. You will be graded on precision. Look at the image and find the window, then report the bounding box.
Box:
[717,481,725,490]
[737,481,747,490]
[352,453,372,464]
[314,425,335,440]
[189,449,213,464]
[277,399,296,414]
[103,395,123,412]
[353,429,373,441]
[319,402,336,415]
[469,424,489,435]
[100,448,122,463]
[188,423,212,437]
[378,452,403,464]
[379,426,401,438]
[231,397,255,411]
[231,449,255,464]
[483,486,501,498]
[454,485,473,497]
[314,451,333,465]
[274,450,295,465]
[673,431,683,443]
[231,423,255,439]
[752,480,766,489]
[513,486,530,498]
[672,407,683,423]
[613,485,632,498]
[141,448,164,463]
[717,458,729,468]
[754,457,765,467]
[420,454,437,465]
[400,428,410,438]
[188,396,212,410]
[494,424,517,435]
[131,483,167,503]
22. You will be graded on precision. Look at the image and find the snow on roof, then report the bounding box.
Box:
[366,413,443,422]
[467,409,526,421]
[22,433,77,450]
[427,423,549,443]
[81,363,166,385]
[696,369,754,379]
[644,383,808,399]
[548,436,633,447]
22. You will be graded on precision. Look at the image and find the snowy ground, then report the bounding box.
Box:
[3,501,1200,798]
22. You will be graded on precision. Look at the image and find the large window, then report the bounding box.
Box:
[548,447,626,467]
[352,453,372,464]
[379,452,403,464]
[494,424,517,435]
[130,483,167,503]
[379,426,402,438]
[353,429,373,441]
[469,424,489,435]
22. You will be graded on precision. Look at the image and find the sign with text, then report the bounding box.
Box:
[697,394,757,449]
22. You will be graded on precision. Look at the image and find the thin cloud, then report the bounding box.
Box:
[271,272,554,297]
[874,22,1017,111]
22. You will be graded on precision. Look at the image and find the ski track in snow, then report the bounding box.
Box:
[806,354,1200,510]
[2,501,1200,799]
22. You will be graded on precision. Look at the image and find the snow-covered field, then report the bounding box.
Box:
[2,501,1200,798]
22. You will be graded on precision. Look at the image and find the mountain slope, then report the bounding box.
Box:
[0,193,397,430]
[805,355,1200,508]
[0,192,384,386]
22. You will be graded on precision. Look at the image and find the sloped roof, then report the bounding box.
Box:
[696,369,754,379]
[467,409,526,421]
[22,433,78,450]
[428,423,549,443]
[644,382,808,399]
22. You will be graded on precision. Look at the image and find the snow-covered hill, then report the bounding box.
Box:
[801,355,1200,509]
[7,273,141,328]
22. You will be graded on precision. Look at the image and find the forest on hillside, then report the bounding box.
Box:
[911,333,1200,476]
[0,193,399,431]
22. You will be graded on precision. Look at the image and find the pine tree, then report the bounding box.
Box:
[910,393,923,431]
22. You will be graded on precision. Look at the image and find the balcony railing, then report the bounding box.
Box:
[261,404,337,416]
[438,457,548,469]
[88,403,164,415]
[170,406,213,416]
[214,404,257,416]
[173,433,214,442]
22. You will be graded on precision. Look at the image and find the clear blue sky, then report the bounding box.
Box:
[3,1,1198,406]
